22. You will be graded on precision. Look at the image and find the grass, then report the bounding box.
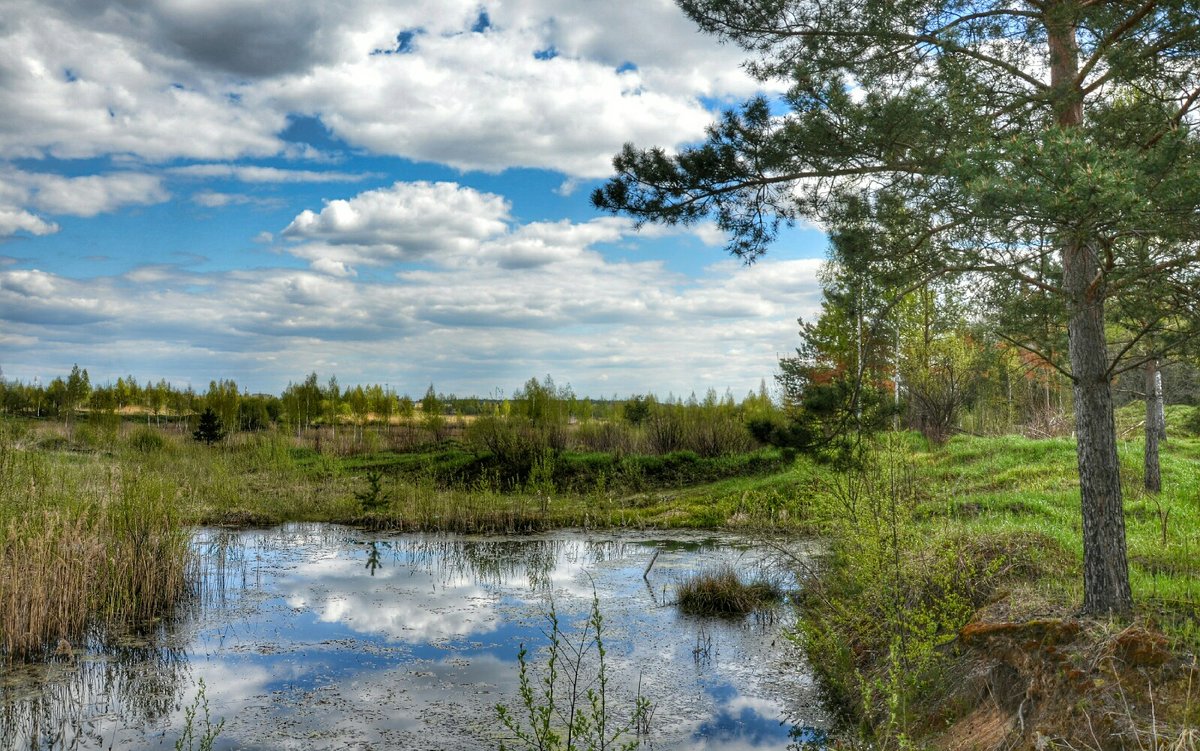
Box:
[675,565,782,615]
[790,417,1200,748]
[0,425,191,660]
[0,417,810,660]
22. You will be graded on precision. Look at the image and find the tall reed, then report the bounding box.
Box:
[0,426,192,660]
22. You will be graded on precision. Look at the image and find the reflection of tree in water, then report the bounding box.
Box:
[364,541,383,576]
[368,535,735,592]
[193,529,248,608]
[0,638,189,750]
[376,536,667,591]
[192,526,344,607]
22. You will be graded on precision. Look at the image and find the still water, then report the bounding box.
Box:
[1,525,828,749]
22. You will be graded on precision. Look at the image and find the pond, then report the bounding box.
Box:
[1,525,829,750]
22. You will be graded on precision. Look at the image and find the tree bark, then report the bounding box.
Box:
[1145,359,1161,493]
[1155,368,1166,441]
[1050,7,1133,615]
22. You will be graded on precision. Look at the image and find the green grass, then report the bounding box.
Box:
[6,413,1200,667]
[786,427,1200,745]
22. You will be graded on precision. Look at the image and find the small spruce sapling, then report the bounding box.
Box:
[192,408,225,446]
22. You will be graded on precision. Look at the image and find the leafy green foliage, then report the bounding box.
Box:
[496,595,651,751]
[354,470,389,512]
[174,679,225,751]
[595,0,1200,615]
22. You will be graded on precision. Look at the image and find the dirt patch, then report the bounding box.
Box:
[932,614,1197,751]
[933,704,1013,751]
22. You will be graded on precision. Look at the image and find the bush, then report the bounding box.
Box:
[465,416,549,488]
[128,426,166,453]
[1185,405,1200,437]
[574,420,644,454]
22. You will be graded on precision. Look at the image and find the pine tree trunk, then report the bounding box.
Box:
[1050,8,1132,615]
[1144,360,1161,493]
[1064,242,1132,614]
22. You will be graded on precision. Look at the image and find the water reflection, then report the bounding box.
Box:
[0,640,189,750]
[1,526,828,750]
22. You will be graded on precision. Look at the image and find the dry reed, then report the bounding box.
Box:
[0,431,192,661]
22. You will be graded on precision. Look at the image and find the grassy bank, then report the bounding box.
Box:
[795,414,1200,749]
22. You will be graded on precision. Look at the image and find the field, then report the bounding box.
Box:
[2,405,1200,748]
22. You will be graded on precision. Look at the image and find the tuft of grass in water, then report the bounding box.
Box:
[675,565,781,616]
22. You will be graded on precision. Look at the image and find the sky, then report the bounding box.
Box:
[0,0,829,399]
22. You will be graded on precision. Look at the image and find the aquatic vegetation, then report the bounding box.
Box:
[675,565,781,616]
[0,429,192,660]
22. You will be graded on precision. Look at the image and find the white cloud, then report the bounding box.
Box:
[0,169,169,227]
[0,12,284,161]
[0,1,821,395]
[1,1,762,174]
[266,29,717,177]
[192,191,244,208]
[192,190,283,208]
[310,257,357,277]
[22,172,169,217]
[282,182,652,274]
[171,164,376,183]
[0,247,823,396]
[0,207,58,237]
[691,222,729,247]
[282,181,511,266]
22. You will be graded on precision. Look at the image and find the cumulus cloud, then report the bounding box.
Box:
[0,11,284,161]
[0,1,822,396]
[0,207,58,237]
[282,181,511,266]
[1,1,762,173]
[282,182,656,274]
[267,29,717,176]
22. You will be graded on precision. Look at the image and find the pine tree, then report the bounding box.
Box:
[192,407,225,446]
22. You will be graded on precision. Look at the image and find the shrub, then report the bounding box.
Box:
[128,426,167,453]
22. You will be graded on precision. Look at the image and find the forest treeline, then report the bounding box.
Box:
[4,337,1200,456]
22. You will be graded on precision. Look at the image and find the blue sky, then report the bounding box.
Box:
[0,0,828,398]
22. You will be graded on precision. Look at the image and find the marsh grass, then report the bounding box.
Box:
[0,427,191,660]
[675,565,781,616]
